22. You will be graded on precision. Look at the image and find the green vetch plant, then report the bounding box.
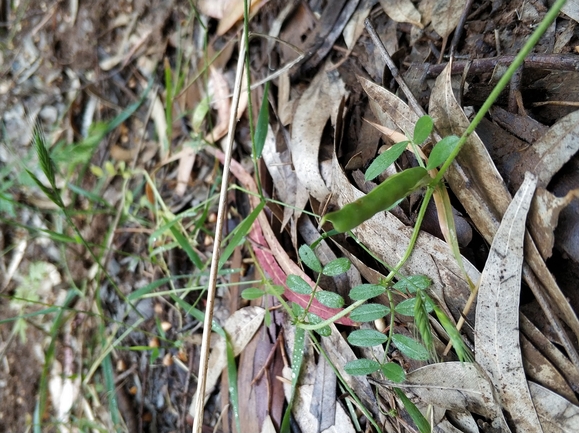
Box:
[241,1,567,431]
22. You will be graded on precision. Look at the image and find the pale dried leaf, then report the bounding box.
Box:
[561,0,579,24]
[513,109,579,189]
[282,323,356,433]
[149,93,169,159]
[320,325,383,423]
[310,353,337,431]
[399,363,509,429]
[401,362,579,432]
[431,0,464,38]
[188,306,265,416]
[343,0,373,50]
[429,63,511,220]
[529,381,579,433]
[475,172,541,433]
[217,0,270,35]
[262,124,308,231]
[446,411,479,433]
[379,0,423,28]
[196,0,232,19]
[260,415,276,433]
[175,148,195,197]
[205,66,243,144]
[289,63,348,202]
[528,188,579,259]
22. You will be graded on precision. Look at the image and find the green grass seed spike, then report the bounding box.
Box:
[321,167,430,233]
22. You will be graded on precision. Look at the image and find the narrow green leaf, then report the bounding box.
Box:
[350,303,390,322]
[299,244,322,273]
[349,284,386,301]
[254,81,270,159]
[393,275,431,294]
[392,334,430,361]
[225,333,240,432]
[413,115,433,145]
[394,388,431,433]
[286,274,312,295]
[344,359,381,376]
[365,140,408,181]
[281,327,307,433]
[348,329,388,347]
[381,362,406,383]
[128,278,171,301]
[431,301,473,362]
[426,135,460,170]
[169,225,204,269]
[192,96,210,132]
[322,257,350,276]
[219,201,265,269]
[315,291,344,309]
[241,288,264,300]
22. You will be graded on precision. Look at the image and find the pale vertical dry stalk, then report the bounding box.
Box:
[191,41,247,433]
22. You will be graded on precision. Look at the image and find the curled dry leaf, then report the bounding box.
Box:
[431,0,464,39]
[397,362,579,432]
[475,172,540,432]
[281,321,356,433]
[289,62,348,202]
[378,0,423,28]
[528,187,579,259]
[262,123,309,232]
[508,109,579,189]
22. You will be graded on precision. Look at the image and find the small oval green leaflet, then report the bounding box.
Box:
[321,167,430,233]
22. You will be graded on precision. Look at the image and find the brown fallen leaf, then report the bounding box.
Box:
[475,172,540,432]
[289,61,348,202]
[188,306,266,418]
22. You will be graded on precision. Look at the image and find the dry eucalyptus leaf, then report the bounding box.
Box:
[429,62,511,221]
[398,363,509,429]
[188,306,265,417]
[399,362,579,432]
[310,353,337,431]
[529,381,579,432]
[528,187,579,260]
[475,172,540,433]
[289,62,348,202]
[262,124,309,232]
[378,0,423,28]
[510,109,579,189]
[561,0,579,24]
[282,322,356,433]
[521,333,578,405]
[342,0,373,50]
[431,0,464,39]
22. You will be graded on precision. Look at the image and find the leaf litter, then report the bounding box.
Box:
[2,0,579,432]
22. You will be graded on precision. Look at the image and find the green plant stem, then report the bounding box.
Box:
[433,0,567,185]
